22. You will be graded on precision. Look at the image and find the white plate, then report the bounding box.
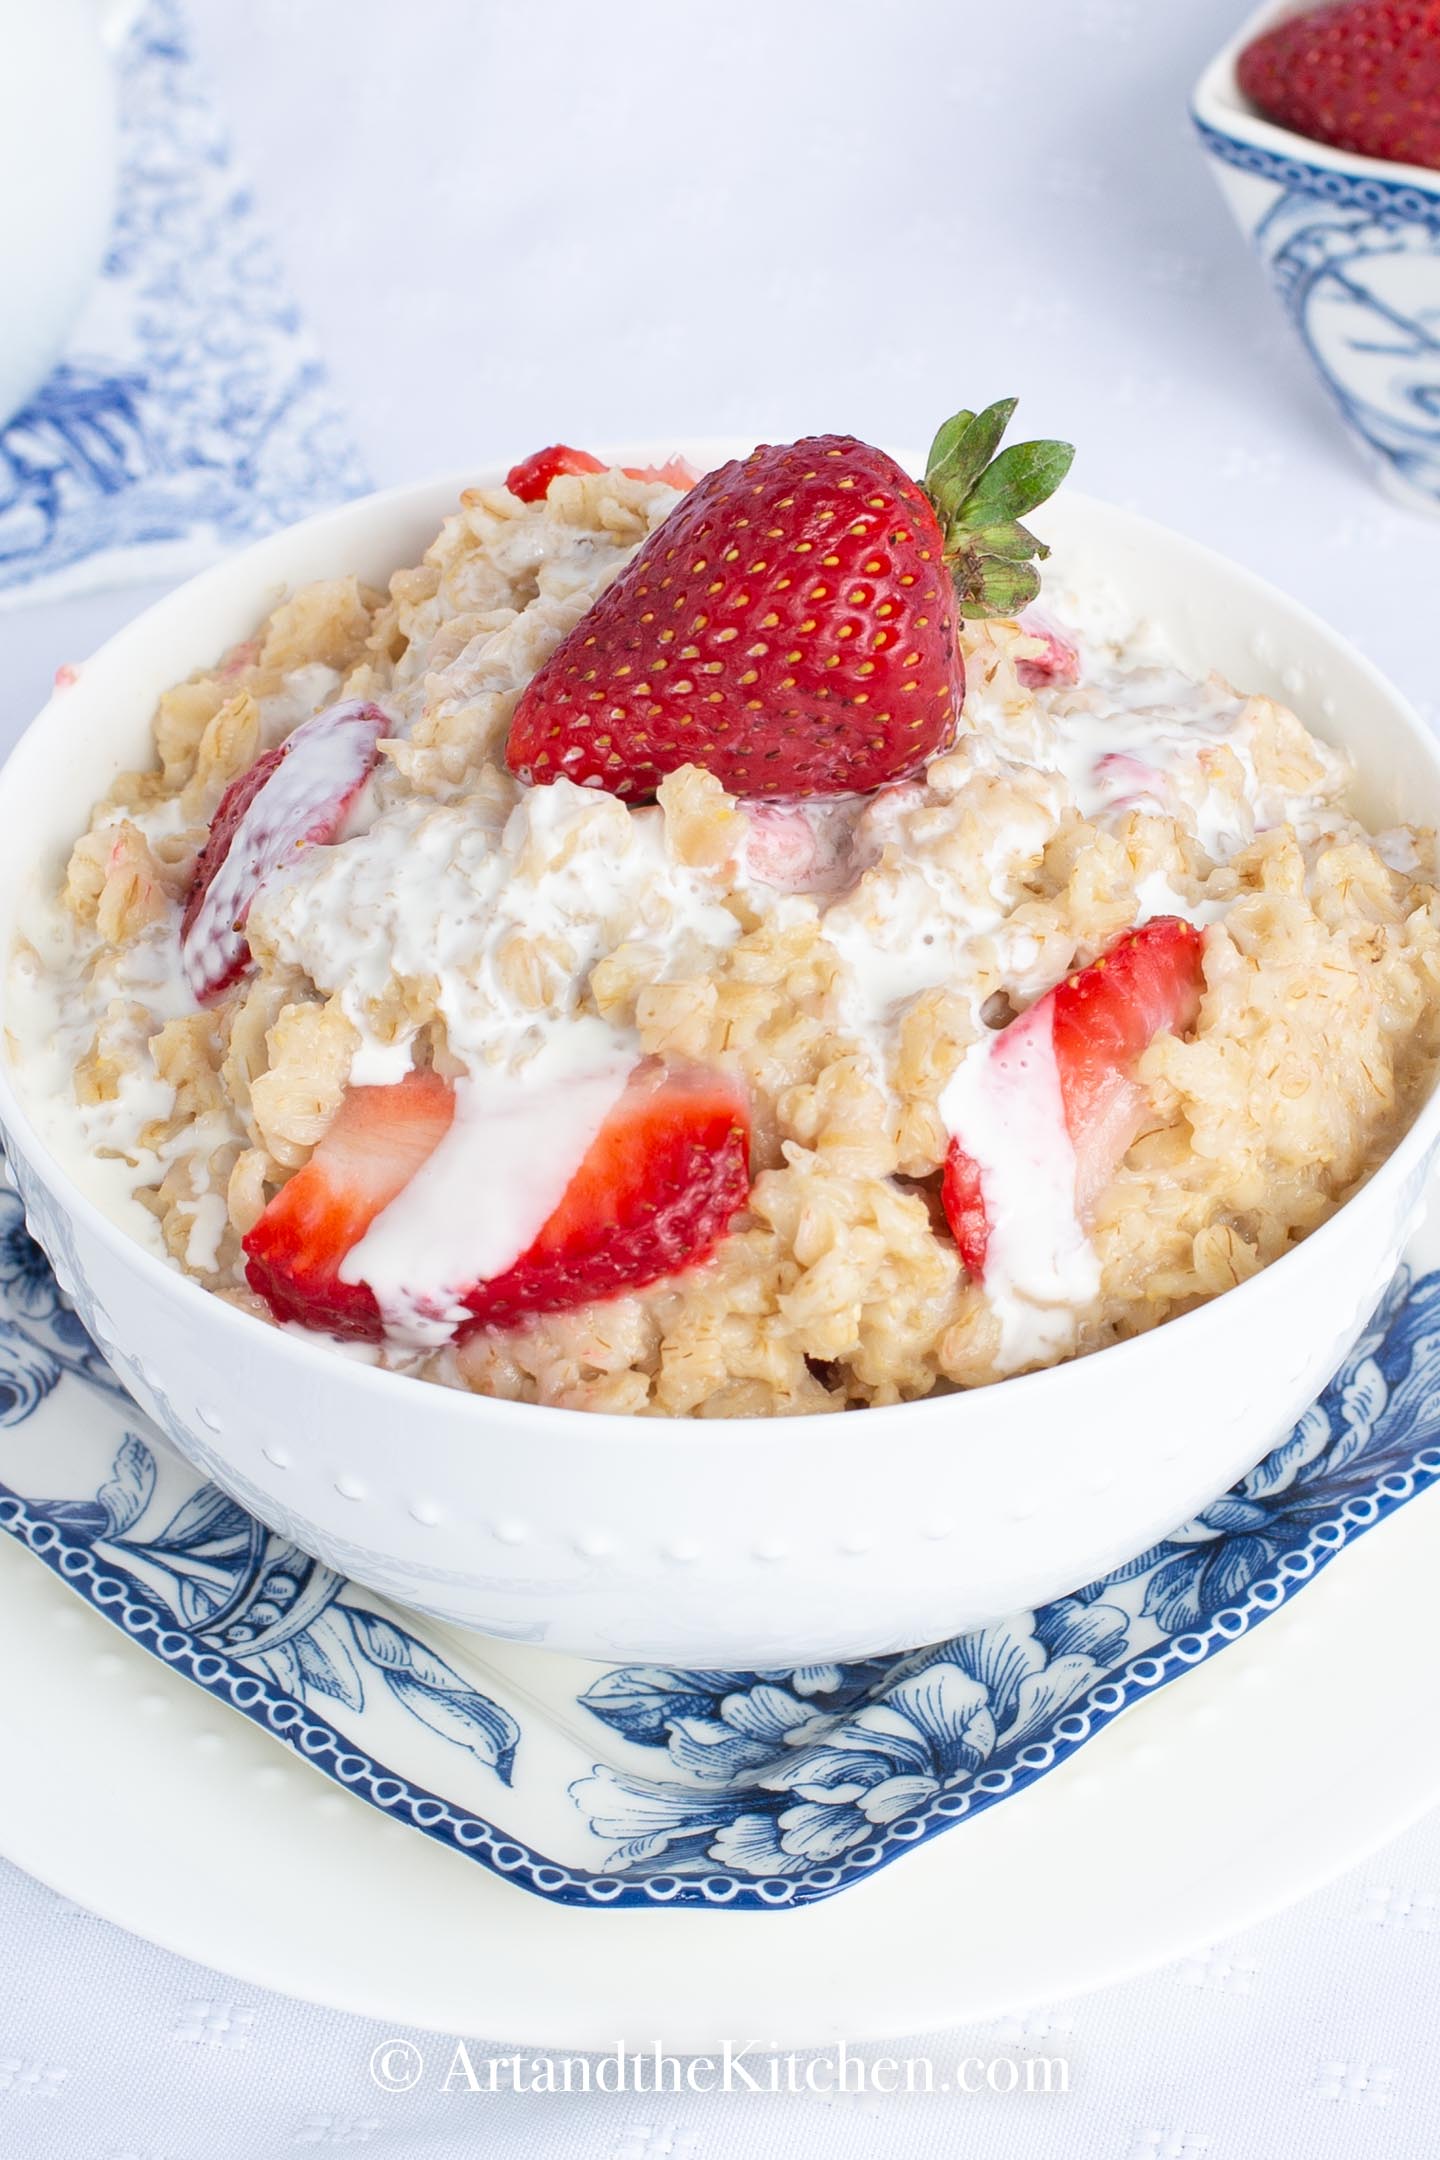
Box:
[3,1358,1439,2051]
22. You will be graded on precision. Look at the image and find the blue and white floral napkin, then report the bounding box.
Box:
[4,1150,1440,1912]
[0,0,367,610]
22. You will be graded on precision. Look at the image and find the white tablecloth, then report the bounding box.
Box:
[4,0,1440,2152]
[3,1813,1439,2157]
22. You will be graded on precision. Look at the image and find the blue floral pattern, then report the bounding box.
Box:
[0,1192,517,1783]
[2,1172,1440,1909]
[22,1435,519,1782]
[568,1271,1440,1886]
[1194,119,1440,508]
[0,1194,130,1414]
[573,1599,1128,1877]
[0,0,366,602]
[1260,196,1440,505]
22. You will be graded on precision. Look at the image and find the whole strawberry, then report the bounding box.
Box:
[1238,0,1440,171]
[506,401,1073,799]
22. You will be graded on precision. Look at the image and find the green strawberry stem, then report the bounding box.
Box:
[923,399,1075,620]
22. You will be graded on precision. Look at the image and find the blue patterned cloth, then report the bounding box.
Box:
[0,0,367,609]
[5,1144,1440,1912]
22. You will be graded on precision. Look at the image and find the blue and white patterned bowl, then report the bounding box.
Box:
[1194,2,1440,514]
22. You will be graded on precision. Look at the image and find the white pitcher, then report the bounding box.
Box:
[0,0,137,430]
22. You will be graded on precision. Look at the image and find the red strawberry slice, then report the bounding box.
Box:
[505,445,699,502]
[243,1069,456,1337]
[180,700,386,1004]
[943,917,1205,1278]
[1238,0,1440,173]
[462,1062,750,1331]
[243,1063,751,1342]
[1092,751,1163,810]
[1015,608,1080,690]
[742,804,823,888]
[505,445,607,500]
[506,400,1073,801]
[623,454,700,490]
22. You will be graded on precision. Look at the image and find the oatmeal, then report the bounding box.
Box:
[12,427,1440,1418]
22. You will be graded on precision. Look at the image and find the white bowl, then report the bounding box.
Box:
[1193,0,1440,514]
[1,446,1437,1666]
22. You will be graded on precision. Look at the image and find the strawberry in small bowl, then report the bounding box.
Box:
[1193,0,1440,512]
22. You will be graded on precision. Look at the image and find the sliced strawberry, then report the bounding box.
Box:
[507,400,1073,801]
[941,1143,991,1280]
[1091,751,1163,811]
[180,700,386,1004]
[243,1070,456,1338]
[742,804,822,888]
[461,1063,750,1331]
[1015,608,1080,690]
[505,445,699,503]
[505,445,608,501]
[943,917,1205,1279]
[243,1062,751,1342]
[621,454,699,491]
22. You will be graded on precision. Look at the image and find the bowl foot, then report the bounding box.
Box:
[1374,458,1440,520]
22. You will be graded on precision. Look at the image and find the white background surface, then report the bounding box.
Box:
[3,0,1440,2152]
